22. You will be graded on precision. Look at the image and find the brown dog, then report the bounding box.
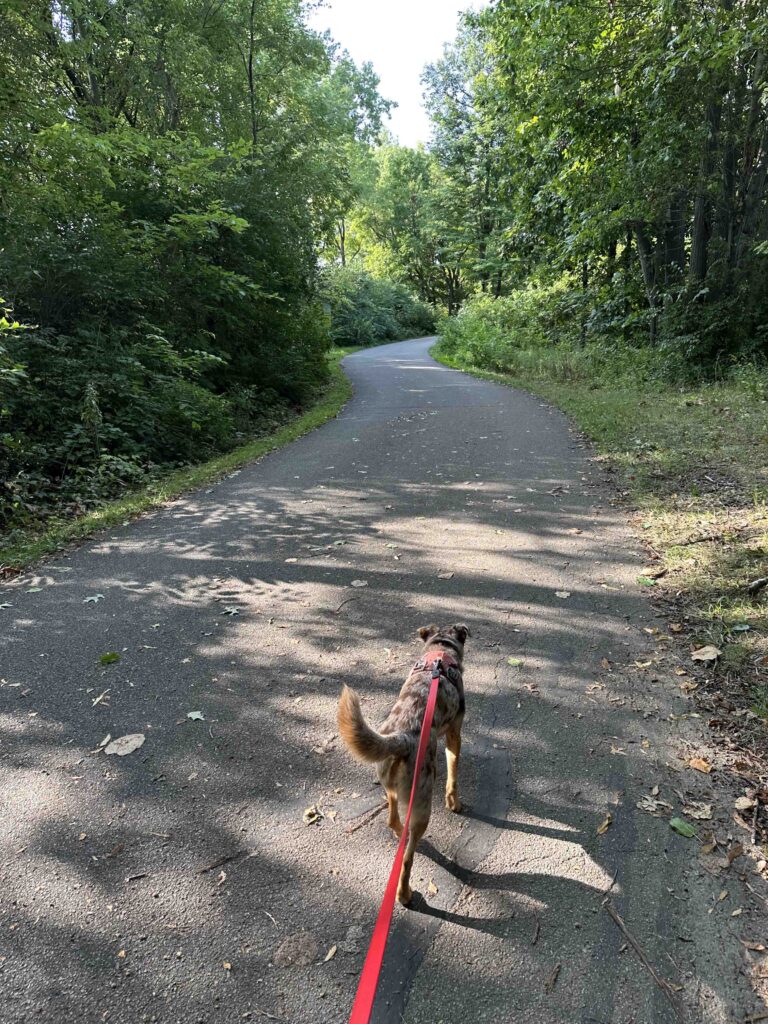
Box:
[338,624,469,905]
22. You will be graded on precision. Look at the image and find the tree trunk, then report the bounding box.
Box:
[632,222,659,342]
[690,101,722,286]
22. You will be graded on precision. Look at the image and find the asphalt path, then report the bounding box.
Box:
[1,338,745,1023]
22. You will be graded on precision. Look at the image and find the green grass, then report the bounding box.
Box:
[0,349,353,573]
[433,340,768,717]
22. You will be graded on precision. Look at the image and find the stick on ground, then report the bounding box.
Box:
[602,899,684,1021]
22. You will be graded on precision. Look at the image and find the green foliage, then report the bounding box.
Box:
[356,1,768,371]
[0,1,390,533]
[322,267,435,346]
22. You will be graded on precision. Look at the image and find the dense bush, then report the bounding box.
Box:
[322,267,436,347]
[437,282,767,387]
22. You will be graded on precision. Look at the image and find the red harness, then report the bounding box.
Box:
[418,647,459,673]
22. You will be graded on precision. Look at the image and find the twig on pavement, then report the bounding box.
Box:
[602,899,684,1021]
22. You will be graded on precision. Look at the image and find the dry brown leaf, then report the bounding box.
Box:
[691,645,722,663]
[323,945,337,963]
[597,813,613,835]
[683,801,713,820]
[427,880,438,896]
[688,757,713,774]
[670,623,684,633]
[637,795,673,816]
[727,843,744,865]
[223,962,232,971]
[303,805,324,826]
[104,733,145,757]
[735,796,756,812]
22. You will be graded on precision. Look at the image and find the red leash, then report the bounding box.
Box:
[347,661,442,1024]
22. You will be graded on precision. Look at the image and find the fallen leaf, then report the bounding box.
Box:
[701,841,717,855]
[688,757,713,774]
[732,623,751,633]
[223,606,240,616]
[601,658,612,671]
[732,908,743,917]
[437,572,454,580]
[545,963,561,992]
[186,711,205,722]
[323,945,337,963]
[285,558,298,564]
[651,785,660,797]
[610,745,627,756]
[691,645,721,663]
[683,802,713,820]
[83,594,105,604]
[742,941,766,952]
[637,577,657,587]
[350,580,368,588]
[670,817,696,838]
[99,652,120,666]
[507,657,523,667]
[670,623,684,633]
[597,813,613,835]
[727,843,744,865]
[636,795,673,816]
[735,796,756,812]
[117,949,127,959]
[427,880,438,896]
[555,591,571,600]
[0,602,12,609]
[718,890,729,902]
[104,733,145,757]
[26,586,43,593]
[223,962,232,971]
[303,805,324,825]
[217,871,227,886]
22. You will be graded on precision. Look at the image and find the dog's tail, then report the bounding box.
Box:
[338,685,410,762]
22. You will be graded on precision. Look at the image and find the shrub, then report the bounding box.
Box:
[321,266,435,346]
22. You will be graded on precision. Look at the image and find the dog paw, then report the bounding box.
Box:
[445,792,462,813]
[396,886,413,907]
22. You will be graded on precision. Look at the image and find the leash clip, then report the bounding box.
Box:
[431,658,443,680]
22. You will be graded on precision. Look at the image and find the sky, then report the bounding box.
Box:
[308,0,485,147]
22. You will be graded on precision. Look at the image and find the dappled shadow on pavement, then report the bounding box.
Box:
[0,340,747,1024]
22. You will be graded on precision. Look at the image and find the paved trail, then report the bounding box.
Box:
[1,339,745,1023]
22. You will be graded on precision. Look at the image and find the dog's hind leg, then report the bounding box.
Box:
[445,715,464,812]
[386,790,403,837]
[396,812,428,906]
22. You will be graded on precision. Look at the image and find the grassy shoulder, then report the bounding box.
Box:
[433,340,768,727]
[0,349,353,574]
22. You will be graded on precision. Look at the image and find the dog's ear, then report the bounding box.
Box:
[418,624,438,642]
[453,624,471,643]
